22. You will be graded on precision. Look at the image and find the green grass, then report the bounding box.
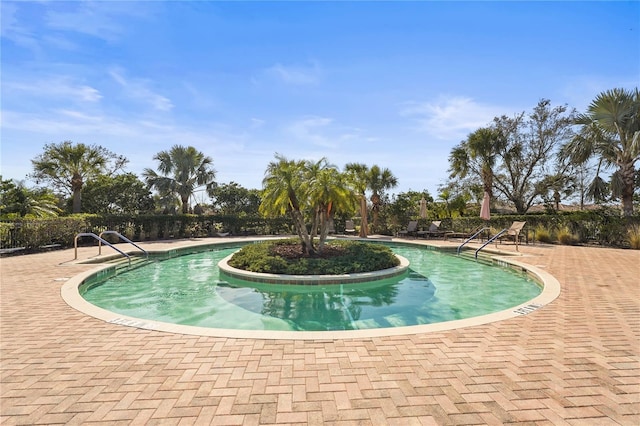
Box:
[228,238,400,275]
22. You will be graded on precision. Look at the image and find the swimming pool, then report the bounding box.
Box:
[77,242,546,335]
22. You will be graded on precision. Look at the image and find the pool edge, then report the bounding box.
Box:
[60,238,561,340]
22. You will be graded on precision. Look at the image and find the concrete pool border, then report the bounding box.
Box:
[60,238,561,340]
[218,254,410,285]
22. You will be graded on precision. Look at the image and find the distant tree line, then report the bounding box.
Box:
[1,87,638,232]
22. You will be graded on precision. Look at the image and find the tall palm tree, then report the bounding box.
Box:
[345,163,370,238]
[449,127,502,199]
[367,165,398,232]
[562,88,639,216]
[143,145,216,214]
[259,154,315,254]
[31,141,127,213]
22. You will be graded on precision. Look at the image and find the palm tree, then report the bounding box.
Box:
[307,165,354,252]
[0,179,61,218]
[31,141,127,213]
[562,88,640,216]
[449,127,502,199]
[143,145,216,214]
[259,154,315,254]
[436,187,453,219]
[305,158,333,240]
[345,163,370,238]
[367,165,398,232]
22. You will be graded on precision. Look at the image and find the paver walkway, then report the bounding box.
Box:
[1,238,639,425]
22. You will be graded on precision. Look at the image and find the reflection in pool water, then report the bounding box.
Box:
[81,243,541,331]
[215,270,433,331]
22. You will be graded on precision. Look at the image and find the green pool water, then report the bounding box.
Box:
[81,243,542,331]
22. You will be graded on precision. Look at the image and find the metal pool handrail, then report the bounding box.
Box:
[475,229,508,259]
[456,227,489,255]
[74,232,131,266]
[98,230,148,258]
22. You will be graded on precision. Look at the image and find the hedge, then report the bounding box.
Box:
[0,214,292,252]
[2,209,639,253]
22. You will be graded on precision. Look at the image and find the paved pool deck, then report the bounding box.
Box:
[1,237,638,425]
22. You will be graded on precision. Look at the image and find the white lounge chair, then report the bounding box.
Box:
[497,221,526,250]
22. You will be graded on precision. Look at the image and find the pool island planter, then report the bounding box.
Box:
[218,254,410,285]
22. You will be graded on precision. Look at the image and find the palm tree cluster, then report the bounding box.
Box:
[259,155,397,255]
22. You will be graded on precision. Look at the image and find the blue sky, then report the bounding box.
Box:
[2,1,638,201]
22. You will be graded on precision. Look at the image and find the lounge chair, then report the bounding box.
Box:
[398,220,418,238]
[496,221,526,250]
[425,221,449,239]
[344,220,356,235]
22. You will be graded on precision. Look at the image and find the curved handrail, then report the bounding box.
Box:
[98,231,148,258]
[475,229,507,259]
[74,233,131,266]
[456,227,489,255]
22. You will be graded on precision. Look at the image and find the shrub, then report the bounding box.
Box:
[557,227,579,246]
[628,225,640,250]
[228,239,399,275]
[535,226,553,244]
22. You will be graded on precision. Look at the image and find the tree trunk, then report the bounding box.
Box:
[359,195,368,238]
[71,173,83,214]
[620,161,636,217]
[370,193,380,231]
[513,199,528,214]
[181,196,189,214]
[310,206,320,243]
[317,209,329,253]
[72,188,82,214]
[291,209,315,255]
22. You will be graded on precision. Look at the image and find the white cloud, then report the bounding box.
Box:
[265,61,322,85]
[1,106,258,187]
[4,77,102,103]
[285,116,336,148]
[109,68,173,112]
[400,96,502,141]
[0,2,41,52]
[250,118,266,128]
[44,1,153,43]
[283,116,377,153]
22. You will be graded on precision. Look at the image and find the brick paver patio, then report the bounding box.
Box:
[1,238,638,425]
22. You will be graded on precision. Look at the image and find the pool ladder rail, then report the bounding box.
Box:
[456,227,509,260]
[74,231,149,266]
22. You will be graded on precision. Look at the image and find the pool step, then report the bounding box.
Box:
[110,256,152,274]
[457,250,494,266]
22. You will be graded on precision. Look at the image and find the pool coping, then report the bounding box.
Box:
[60,238,561,340]
[218,254,410,285]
